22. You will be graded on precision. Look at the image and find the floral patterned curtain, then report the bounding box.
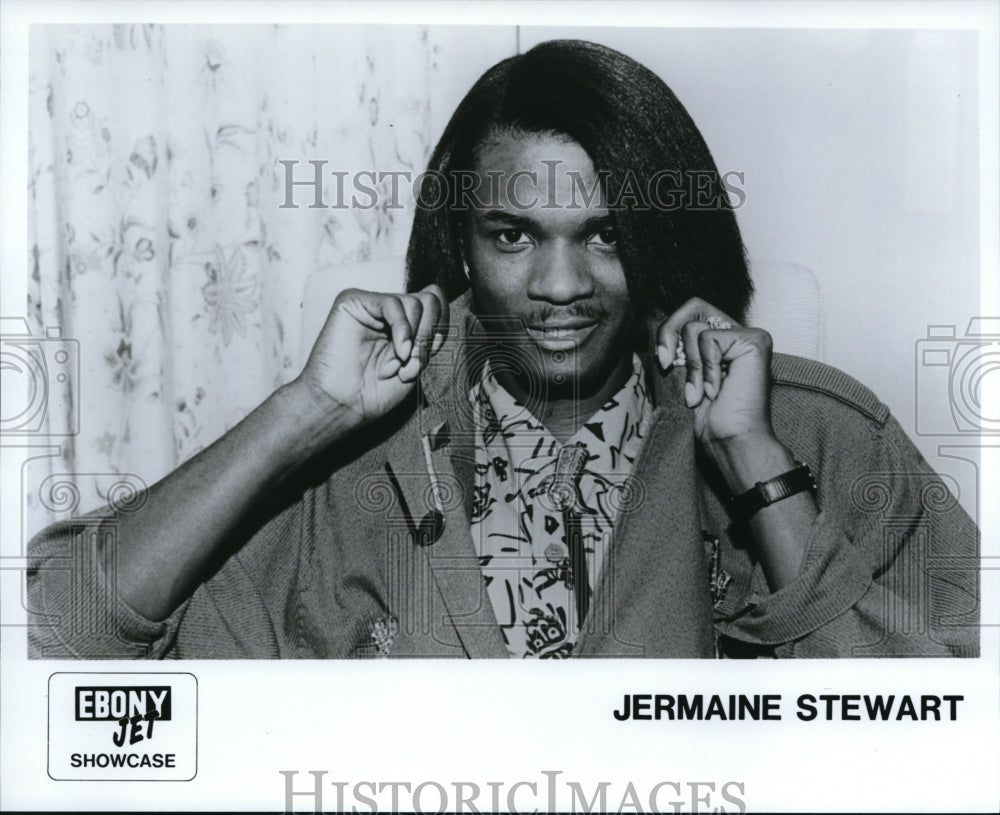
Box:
[26,24,515,532]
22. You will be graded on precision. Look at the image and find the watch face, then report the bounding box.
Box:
[733,463,814,522]
[760,479,789,503]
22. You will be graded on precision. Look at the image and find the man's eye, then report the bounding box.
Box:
[496,229,530,247]
[589,227,617,248]
[496,229,531,252]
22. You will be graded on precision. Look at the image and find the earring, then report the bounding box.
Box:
[462,261,471,280]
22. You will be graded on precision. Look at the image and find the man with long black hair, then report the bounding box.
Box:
[28,40,979,658]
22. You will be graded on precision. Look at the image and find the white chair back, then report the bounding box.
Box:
[746,261,824,361]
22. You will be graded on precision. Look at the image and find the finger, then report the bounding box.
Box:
[681,320,709,407]
[396,353,422,383]
[655,324,682,371]
[656,297,739,370]
[661,297,740,335]
[396,295,425,363]
[378,354,403,379]
[698,329,726,400]
[410,289,442,365]
[420,284,449,355]
[361,294,414,361]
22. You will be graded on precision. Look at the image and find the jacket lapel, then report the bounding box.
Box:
[382,300,508,658]
[576,365,716,657]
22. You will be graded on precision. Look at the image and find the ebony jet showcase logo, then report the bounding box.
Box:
[76,686,171,749]
[48,673,197,780]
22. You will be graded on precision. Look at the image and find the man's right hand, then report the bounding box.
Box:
[101,283,449,622]
[293,284,449,435]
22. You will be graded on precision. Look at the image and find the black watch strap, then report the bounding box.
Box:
[729,461,817,524]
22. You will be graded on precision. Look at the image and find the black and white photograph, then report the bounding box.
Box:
[2,1,997,812]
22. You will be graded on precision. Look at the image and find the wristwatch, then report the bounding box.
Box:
[729,461,817,523]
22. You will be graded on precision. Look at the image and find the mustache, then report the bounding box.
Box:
[522,303,610,325]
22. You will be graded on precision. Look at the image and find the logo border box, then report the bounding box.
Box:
[46,671,198,782]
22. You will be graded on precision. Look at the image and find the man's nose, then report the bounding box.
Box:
[525,244,595,304]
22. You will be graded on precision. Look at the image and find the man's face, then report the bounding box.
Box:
[463,131,638,400]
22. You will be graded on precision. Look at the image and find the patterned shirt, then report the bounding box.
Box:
[468,354,653,658]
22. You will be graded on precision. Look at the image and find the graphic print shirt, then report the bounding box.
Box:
[468,354,652,658]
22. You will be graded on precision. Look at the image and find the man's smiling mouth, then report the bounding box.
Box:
[525,320,599,348]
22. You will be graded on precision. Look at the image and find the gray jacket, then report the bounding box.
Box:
[27,297,980,658]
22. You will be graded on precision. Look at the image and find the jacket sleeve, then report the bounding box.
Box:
[713,403,980,658]
[24,486,303,659]
[26,509,188,659]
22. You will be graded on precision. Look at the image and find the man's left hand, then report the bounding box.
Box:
[655,298,775,442]
[654,299,818,590]
[653,298,792,495]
